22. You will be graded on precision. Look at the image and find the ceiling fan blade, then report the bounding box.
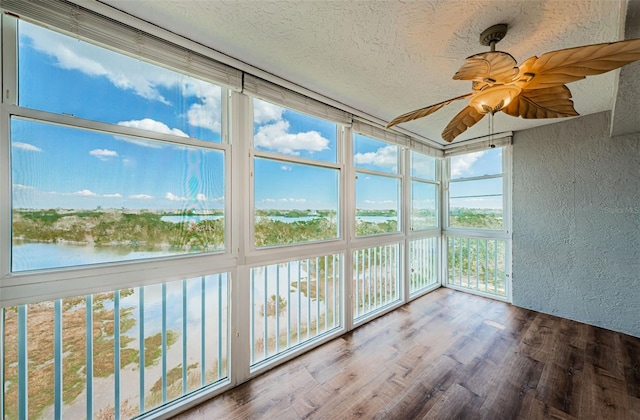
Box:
[516,38,640,90]
[502,85,579,119]
[386,93,472,129]
[441,106,485,142]
[453,51,518,84]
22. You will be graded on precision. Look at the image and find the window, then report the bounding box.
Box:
[410,151,438,230]
[18,21,223,142]
[3,11,233,419]
[448,147,504,230]
[11,21,227,272]
[445,144,511,300]
[252,98,340,247]
[353,134,401,236]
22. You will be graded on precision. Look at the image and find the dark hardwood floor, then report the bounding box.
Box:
[175,288,640,419]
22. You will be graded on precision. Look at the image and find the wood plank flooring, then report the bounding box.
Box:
[174,288,640,419]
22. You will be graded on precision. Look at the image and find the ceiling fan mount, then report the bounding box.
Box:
[386,25,640,143]
[479,23,508,50]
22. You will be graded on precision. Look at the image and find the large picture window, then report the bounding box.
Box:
[10,21,227,272]
[252,98,340,247]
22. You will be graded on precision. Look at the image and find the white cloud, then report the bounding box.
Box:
[196,193,207,201]
[185,80,223,133]
[89,149,118,161]
[129,194,153,200]
[280,165,292,171]
[253,100,284,124]
[278,198,307,203]
[254,120,329,156]
[411,153,436,179]
[103,193,123,198]
[70,189,97,197]
[12,142,43,152]
[450,151,485,177]
[363,199,396,205]
[165,192,188,201]
[118,119,188,137]
[13,184,35,190]
[354,145,398,170]
[22,22,224,134]
[22,23,173,103]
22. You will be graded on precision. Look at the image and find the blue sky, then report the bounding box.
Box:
[12,20,501,213]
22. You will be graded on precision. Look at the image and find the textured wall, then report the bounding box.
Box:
[512,111,640,337]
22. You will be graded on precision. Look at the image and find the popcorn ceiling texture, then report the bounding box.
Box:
[100,0,626,144]
[512,111,640,337]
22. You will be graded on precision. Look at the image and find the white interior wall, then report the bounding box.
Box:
[512,111,640,337]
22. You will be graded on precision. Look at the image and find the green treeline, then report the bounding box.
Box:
[449,209,502,229]
[12,208,502,251]
[12,209,224,251]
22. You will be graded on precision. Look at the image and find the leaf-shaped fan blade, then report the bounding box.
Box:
[441,106,485,142]
[386,93,472,129]
[453,51,518,84]
[517,38,640,90]
[502,85,579,119]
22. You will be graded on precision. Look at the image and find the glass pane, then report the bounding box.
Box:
[2,275,229,419]
[250,255,341,366]
[449,177,502,198]
[254,158,339,247]
[355,173,400,236]
[450,147,502,179]
[352,243,401,320]
[410,151,436,180]
[353,134,398,174]
[253,98,337,163]
[449,179,502,230]
[11,118,225,272]
[411,181,437,230]
[18,21,222,142]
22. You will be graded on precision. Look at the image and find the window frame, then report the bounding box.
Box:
[408,150,440,233]
[444,145,511,237]
[0,13,236,302]
[247,96,347,256]
[352,132,404,239]
[442,143,513,303]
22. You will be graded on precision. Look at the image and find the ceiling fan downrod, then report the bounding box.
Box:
[480,23,508,52]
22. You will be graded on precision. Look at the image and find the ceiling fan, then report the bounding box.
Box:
[386,24,640,142]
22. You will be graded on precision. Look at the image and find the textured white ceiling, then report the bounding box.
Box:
[97,0,632,145]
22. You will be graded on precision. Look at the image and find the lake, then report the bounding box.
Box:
[160,214,223,223]
[12,242,183,272]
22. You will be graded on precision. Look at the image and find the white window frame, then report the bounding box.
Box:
[246,97,347,260]
[442,141,513,302]
[0,14,236,304]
